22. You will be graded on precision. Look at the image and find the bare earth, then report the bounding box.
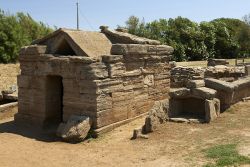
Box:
[0,63,20,91]
[0,101,250,167]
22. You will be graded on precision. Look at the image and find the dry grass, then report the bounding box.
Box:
[0,63,20,91]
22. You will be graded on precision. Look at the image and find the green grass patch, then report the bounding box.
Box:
[203,144,250,167]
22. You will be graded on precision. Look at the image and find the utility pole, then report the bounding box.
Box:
[76,1,79,30]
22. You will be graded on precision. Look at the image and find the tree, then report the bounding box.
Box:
[123,15,250,61]
[210,19,240,59]
[0,9,53,63]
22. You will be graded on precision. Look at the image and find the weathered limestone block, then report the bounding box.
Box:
[100,26,161,45]
[245,65,250,76]
[144,75,154,87]
[111,44,147,55]
[95,79,123,94]
[79,80,98,94]
[125,61,145,71]
[207,59,229,66]
[56,115,91,143]
[19,45,47,55]
[192,87,217,100]
[122,70,142,77]
[107,62,126,78]
[205,65,245,79]
[96,94,113,112]
[205,78,235,110]
[169,88,190,99]
[205,78,236,92]
[101,55,124,63]
[186,80,205,88]
[80,63,109,79]
[18,75,47,90]
[143,99,169,133]
[96,108,128,128]
[3,93,18,101]
[233,77,250,89]
[67,56,98,64]
[155,45,174,55]
[205,98,220,123]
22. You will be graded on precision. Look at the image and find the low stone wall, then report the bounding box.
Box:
[171,65,246,88]
[170,66,205,88]
[205,65,245,80]
[205,77,250,110]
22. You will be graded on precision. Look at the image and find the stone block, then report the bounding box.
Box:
[155,45,174,55]
[144,75,154,87]
[192,87,217,100]
[205,78,236,92]
[111,44,148,55]
[186,80,205,89]
[107,62,126,78]
[96,108,128,128]
[169,88,190,98]
[19,45,47,55]
[101,55,124,63]
[205,98,220,123]
[56,115,91,143]
[142,99,169,133]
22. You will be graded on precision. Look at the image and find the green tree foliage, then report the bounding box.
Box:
[123,15,250,61]
[0,9,53,63]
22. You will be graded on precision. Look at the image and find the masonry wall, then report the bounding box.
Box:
[15,44,172,129]
[94,44,172,128]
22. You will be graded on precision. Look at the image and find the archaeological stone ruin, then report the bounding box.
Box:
[14,26,250,142]
[15,26,173,141]
[132,59,250,139]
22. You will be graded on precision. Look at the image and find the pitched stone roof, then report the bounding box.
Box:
[33,28,112,58]
[32,27,162,58]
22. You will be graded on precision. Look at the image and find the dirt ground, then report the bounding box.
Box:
[0,103,249,167]
[0,63,20,91]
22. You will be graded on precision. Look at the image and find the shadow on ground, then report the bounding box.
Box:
[0,120,61,142]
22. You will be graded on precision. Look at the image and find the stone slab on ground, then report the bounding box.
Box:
[143,99,169,133]
[56,115,91,143]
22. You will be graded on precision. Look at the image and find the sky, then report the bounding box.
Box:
[1,0,250,31]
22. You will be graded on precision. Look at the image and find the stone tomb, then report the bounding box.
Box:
[15,27,173,138]
[169,81,220,123]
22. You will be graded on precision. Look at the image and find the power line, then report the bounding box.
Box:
[78,8,95,31]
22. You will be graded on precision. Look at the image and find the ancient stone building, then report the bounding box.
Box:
[15,27,173,136]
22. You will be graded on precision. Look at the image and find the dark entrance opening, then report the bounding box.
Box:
[44,75,63,129]
[169,97,206,120]
[54,39,76,55]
